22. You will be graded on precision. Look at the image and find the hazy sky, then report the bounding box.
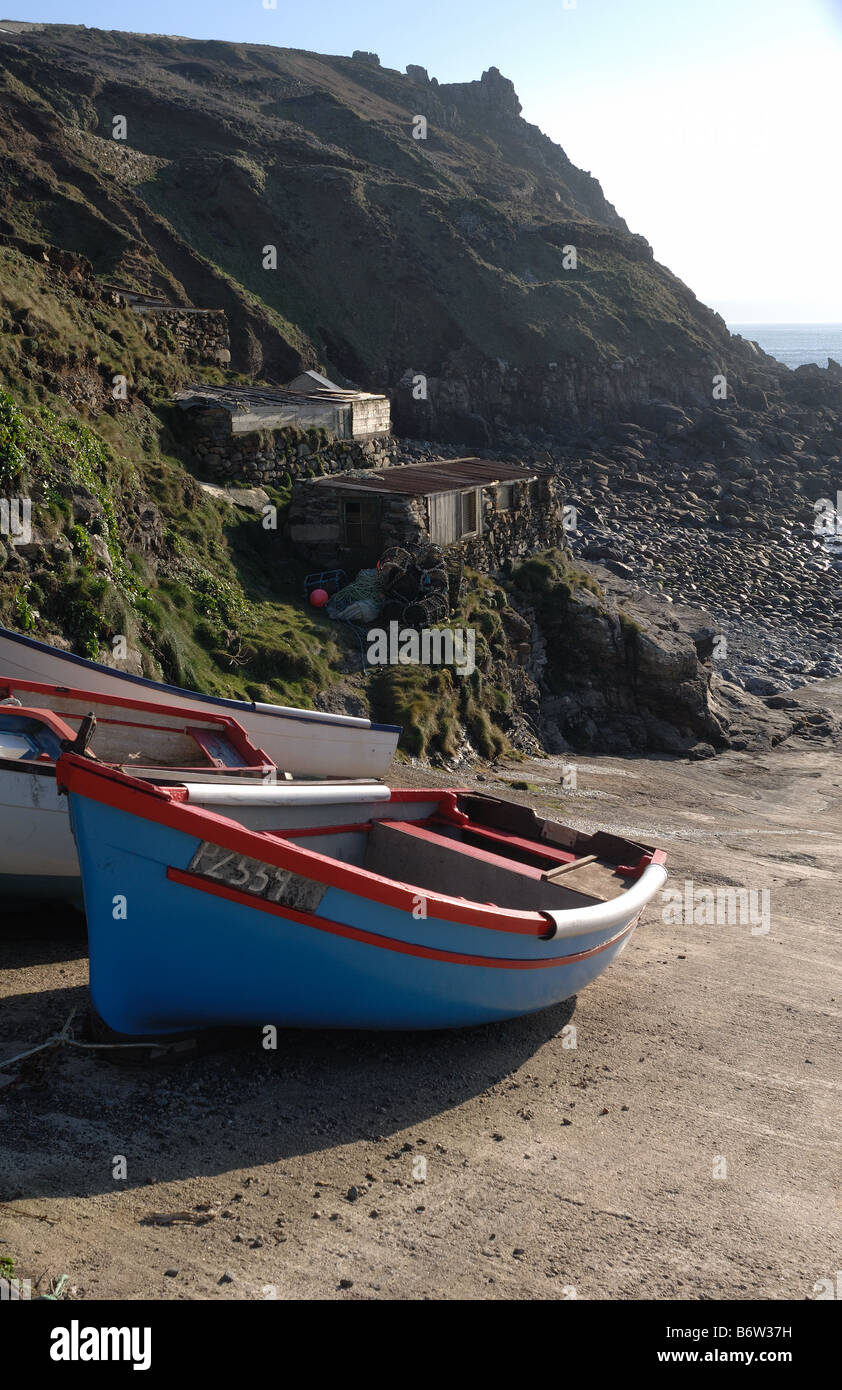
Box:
[11,0,842,322]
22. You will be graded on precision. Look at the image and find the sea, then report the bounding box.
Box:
[727,323,842,370]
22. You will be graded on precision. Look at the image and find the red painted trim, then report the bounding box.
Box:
[435,818,578,865]
[1,676,228,722]
[438,790,470,824]
[58,753,176,801]
[617,849,668,879]
[387,789,468,803]
[45,716,264,768]
[0,677,264,763]
[56,753,665,939]
[166,867,638,969]
[2,705,77,742]
[3,706,271,777]
[56,753,549,935]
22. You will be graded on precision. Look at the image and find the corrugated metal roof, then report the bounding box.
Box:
[311,457,539,496]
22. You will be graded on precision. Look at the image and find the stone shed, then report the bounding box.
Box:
[175,375,390,445]
[175,376,394,483]
[288,457,565,573]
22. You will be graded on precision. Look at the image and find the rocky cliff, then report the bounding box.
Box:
[0,21,805,438]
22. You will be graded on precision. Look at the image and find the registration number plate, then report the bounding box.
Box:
[187,841,327,914]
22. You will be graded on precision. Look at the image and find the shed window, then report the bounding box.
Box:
[428,488,482,545]
[342,498,380,549]
[496,483,515,511]
[529,480,541,507]
[459,489,478,536]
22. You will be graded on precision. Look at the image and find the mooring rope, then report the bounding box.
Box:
[0,1008,178,1072]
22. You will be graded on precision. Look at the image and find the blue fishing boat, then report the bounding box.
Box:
[57,752,668,1035]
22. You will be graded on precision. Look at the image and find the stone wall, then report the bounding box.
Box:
[189,409,399,486]
[456,475,564,572]
[288,490,428,569]
[136,308,230,367]
[351,396,392,437]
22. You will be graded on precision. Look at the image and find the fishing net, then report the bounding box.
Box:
[325,567,386,624]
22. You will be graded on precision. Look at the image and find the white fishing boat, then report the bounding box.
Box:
[0,676,388,902]
[0,625,400,780]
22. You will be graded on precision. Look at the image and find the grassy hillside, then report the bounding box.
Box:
[0,244,346,708]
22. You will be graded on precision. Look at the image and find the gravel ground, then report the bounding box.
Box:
[568,520,842,692]
[1,686,840,1301]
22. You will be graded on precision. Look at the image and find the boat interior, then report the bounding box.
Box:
[0,684,277,782]
[214,787,660,911]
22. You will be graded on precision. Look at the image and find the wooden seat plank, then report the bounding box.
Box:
[432,817,578,865]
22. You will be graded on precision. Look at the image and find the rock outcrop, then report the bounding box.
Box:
[505,559,838,758]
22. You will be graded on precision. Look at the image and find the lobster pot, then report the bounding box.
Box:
[420,564,449,594]
[404,594,449,627]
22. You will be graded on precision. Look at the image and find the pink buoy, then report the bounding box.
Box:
[309,588,329,608]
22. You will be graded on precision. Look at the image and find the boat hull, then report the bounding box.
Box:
[0,764,80,899]
[0,626,400,778]
[65,779,657,1035]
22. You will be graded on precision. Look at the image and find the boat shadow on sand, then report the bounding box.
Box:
[1,921,578,1203]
